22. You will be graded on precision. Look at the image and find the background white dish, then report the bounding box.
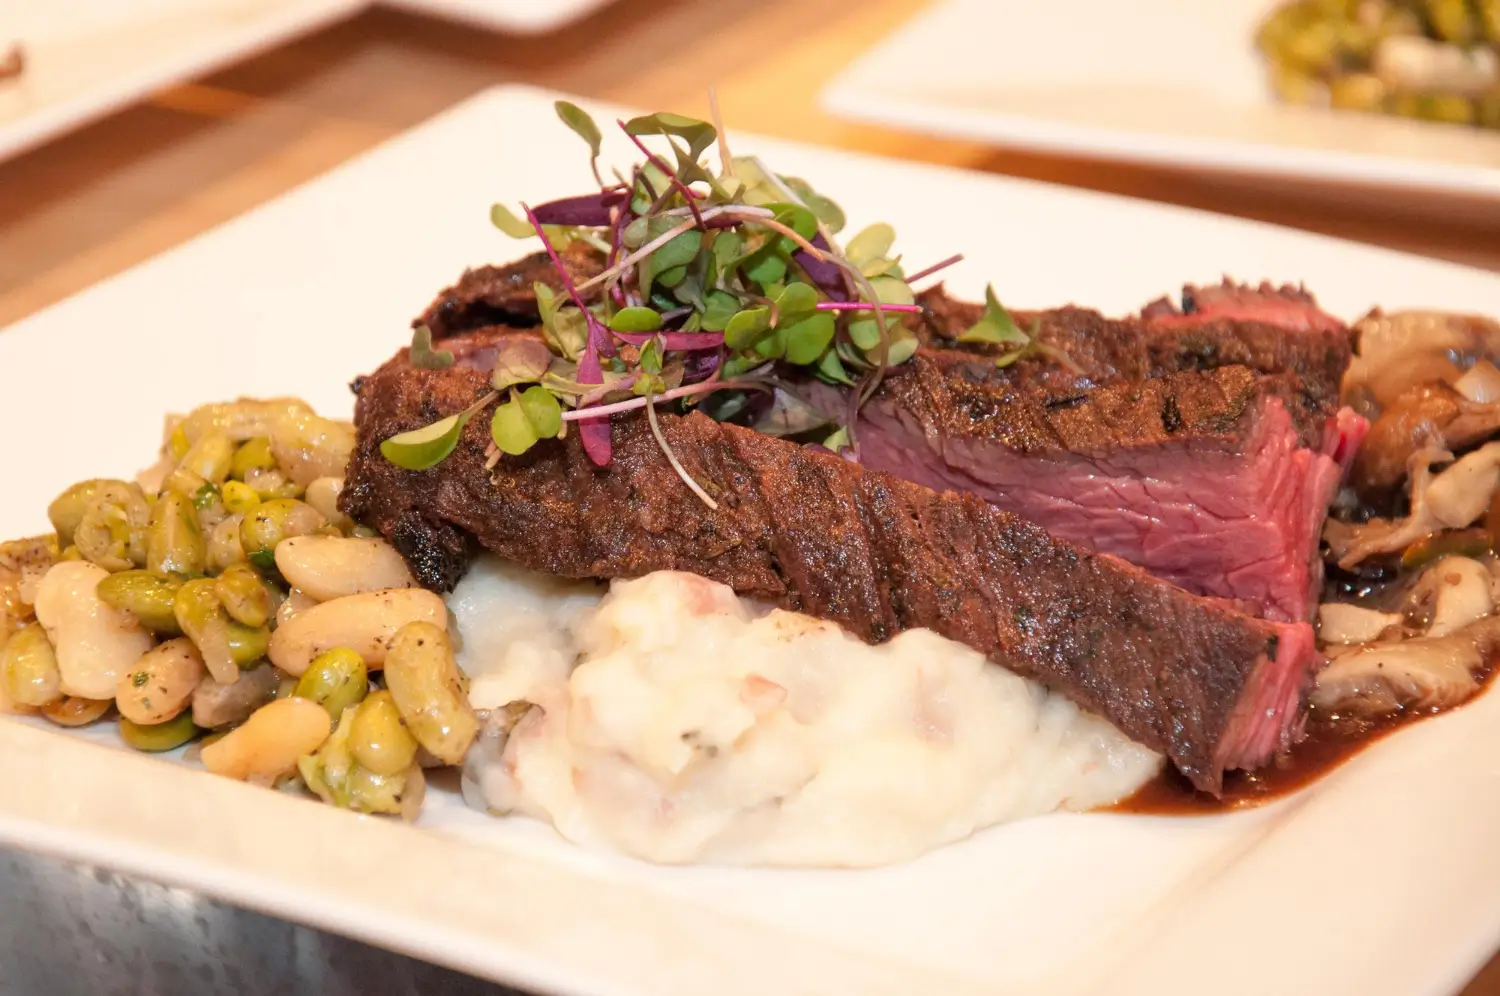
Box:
[4,85,1500,996]
[822,0,1500,204]
[378,0,612,35]
[0,0,364,162]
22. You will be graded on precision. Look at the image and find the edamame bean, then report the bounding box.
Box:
[239,499,325,561]
[1,623,62,708]
[119,711,197,753]
[73,482,149,572]
[293,647,367,720]
[97,571,184,635]
[179,432,235,485]
[215,564,271,628]
[146,490,206,577]
[348,690,417,776]
[230,437,276,480]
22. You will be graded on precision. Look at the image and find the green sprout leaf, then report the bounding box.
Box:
[554,100,603,177]
[490,386,564,457]
[535,283,587,359]
[815,348,855,386]
[381,400,481,472]
[638,223,701,298]
[847,318,882,350]
[724,307,772,350]
[639,336,665,375]
[609,306,663,333]
[624,112,717,164]
[490,203,536,239]
[518,386,562,439]
[881,326,920,367]
[957,284,1028,347]
[822,426,852,451]
[781,176,846,234]
[773,282,819,323]
[742,245,787,288]
[409,325,455,370]
[844,223,895,266]
[700,290,739,331]
[781,312,836,365]
[490,337,552,391]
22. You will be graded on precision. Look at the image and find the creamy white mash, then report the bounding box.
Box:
[452,557,1161,868]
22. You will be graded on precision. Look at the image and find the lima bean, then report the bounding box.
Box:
[34,561,154,700]
[200,696,331,783]
[115,637,205,725]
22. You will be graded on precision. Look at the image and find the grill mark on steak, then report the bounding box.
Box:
[341,329,1321,794]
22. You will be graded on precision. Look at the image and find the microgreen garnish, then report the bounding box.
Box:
[958,284,1081,372]
[382,98,1072,505]
[409,325,455,370]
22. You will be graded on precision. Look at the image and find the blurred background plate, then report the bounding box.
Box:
[377,0,614,34]
[0,0,364,162]
[822,0,1500,211]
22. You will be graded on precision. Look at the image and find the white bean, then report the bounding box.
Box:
[304,476,352,531]
[276,587,318,628]
[33,562,153,700]
[268,588,447,677]
[200,697,331,782]
[274,536,414,603]
[116,638,205,725]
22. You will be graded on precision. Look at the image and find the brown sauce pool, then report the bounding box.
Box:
[1114,658,1499,815]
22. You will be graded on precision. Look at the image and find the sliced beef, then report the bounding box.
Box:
[405,261,1362,621]
[341,328,1321,794]
[840,357,1362,623]
[915,284,1353,408]
[1139,279,1347,333]
[416,243,605,337]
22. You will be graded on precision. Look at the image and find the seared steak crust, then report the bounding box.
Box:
[342,329,1318,793]
[914,286,1352,412]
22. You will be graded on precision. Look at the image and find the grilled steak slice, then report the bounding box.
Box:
[342,329,1321,794]
[915,283,1352,407]
[416,244,605,337]
[838,357,1365,623]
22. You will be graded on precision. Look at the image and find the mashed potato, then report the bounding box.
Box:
[452,557,1162,868]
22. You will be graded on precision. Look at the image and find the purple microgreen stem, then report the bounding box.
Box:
[619,120,705,229]
[612,330,726,350]
[904,253,964,285]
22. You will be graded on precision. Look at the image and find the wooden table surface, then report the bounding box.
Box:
[1,0,1499,991]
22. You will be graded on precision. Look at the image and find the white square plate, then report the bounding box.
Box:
[378,0,613,35]
[822,0,1500,204]
[0,0,363,162]
[5,85,1500,996]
